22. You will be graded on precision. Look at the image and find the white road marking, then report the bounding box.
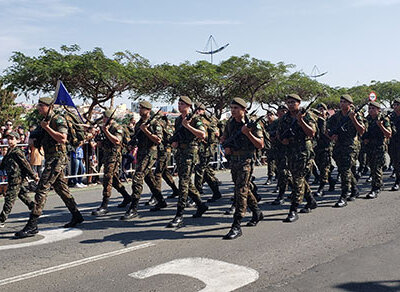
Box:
[0,228,83,251]
[130,257,259,292]
[0,242,155,287]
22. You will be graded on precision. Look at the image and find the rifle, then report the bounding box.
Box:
[222,115,266,150]
[95,108,117,142]
[327,100,368,136]
[169,104,203,143]
[279,94,319,140]
[129,108,162,147]
[29,97,57,149]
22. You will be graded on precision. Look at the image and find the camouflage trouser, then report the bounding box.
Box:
[176,147,202,210]
[0,179,32,222]
[358,143,368,171]
[274,147,290,193]
[33,155,78,217]
[333,146,358,195]
[154,149,179,195]
[102,153,130,199]
[366,145,385,190]
[315,147,332,184]
[266,152,276,178]
[194,152,220,195]
[230,157,258,218]
[287,145,312,205]
[389,141,400,183]
[132,150,163,202]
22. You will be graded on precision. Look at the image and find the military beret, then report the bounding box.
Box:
[195,103,206,110]
[139,100,152,110]
[393,98,400,104]
[179,96,192,106]
[104,109,114,118]
[285,93,302,102]
[277,104,288,111]
[317,102,328,110]
[369,101,381,109]
[6,131,20,139]
[38,97,54,106]
[231,97,247,108]
[340,94,353,104]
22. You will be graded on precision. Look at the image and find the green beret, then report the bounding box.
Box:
[369,101,381,109]
[285,93,302,102]
[179,96,192,106]
[393,98,400,104]
[340,94,353,104]
[38,97,54,106]
[317,102,327,110]
[6,131,20,139]
[104,109,114,118]
[231,97,247,108]
[277,104,288,111]
[195,103,206,110]
[139,101,152,110]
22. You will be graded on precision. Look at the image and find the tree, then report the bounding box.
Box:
[0,81,24,126]
[2,45,150,119]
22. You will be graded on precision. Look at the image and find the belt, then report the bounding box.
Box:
[178,143,197,149]
[232,150,254,156]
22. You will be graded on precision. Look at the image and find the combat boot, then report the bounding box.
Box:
[207,189,222,203]
[366,189,380,199]
[224,203,235,215]
[264,175,272,185]
[283,204,299,223]
[334,193,349,208]
[92,197,109,216]
[314,183,326,197]
[64,211,84,228]
[14,214,39,238]
[117,189,132,208]
[223,216,242,240]
[120,198,139,221]
[391,182,400,191]
[150,200,167,212]
[166,206,184,228]
[145,196,157,206]
[347,188,360,201]
[300,198,318,214]
[193,203,208,218]
[246,209,264,226]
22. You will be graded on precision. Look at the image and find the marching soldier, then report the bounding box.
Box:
[362,102,391,198]
[0,132,38,228]
[389,98,400,191]
[92,109,133,216]
[166,96,208,228]
[263,109,276,185]
[221,98,264,239]
[194,103,222,202]
[327,94,365,207]
[15,97,83,238]
[277,94,317,222]
[121,101,167,220]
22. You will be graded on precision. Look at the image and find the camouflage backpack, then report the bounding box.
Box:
[63,111,86,150]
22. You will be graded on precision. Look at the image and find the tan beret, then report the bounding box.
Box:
[285,93,302,102]
[369,101,381,109]
[340,94,353,104]
[38,97,54,106]
[231,97,247,108]
[179,96,192,106]
[139,100,152,110]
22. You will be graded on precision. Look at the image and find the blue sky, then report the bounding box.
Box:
[1,0,399,105]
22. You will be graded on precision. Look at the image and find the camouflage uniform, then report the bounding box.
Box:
[194,114,221,200]
[263,119,276,183]
[362,114,390,192]
[277,111,316,215]
[223,116,264,230]
[0,147,35,224]
[327,111,364,201]
[389,111,400,189]
[93,120,131,215]
[154,117,179,198]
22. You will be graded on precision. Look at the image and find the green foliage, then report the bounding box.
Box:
[0,81,25,126]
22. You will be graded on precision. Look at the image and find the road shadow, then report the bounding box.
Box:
[335,280,400,292]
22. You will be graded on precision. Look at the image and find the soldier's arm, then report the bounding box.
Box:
[349,112,365,136]
[296,112,316,137]
[140,123,161,145]
[41,120,68,144]
[242,125,264,149]
[103,125,121,145]
[377,119,392,139]
[182,117,206,140]
[15,150,37,180]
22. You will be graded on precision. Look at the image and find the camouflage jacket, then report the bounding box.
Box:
[102,120,124,156]
[362,114,390,148]
[0,147,36,183]
[327,111,364,149]
[174,115,205,147]
[134,117,163,155]
[41,112,69,159]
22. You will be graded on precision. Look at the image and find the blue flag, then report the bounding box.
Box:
[54,80,84,122]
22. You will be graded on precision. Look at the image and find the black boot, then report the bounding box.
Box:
[166,206,184,228]
[92,197,109,216]
[392,181,400,191]
[14,214,39,238]
[120,198,139,220]
[334,193,349,208]
[348,187,360,201]
[223,216,242,240]
[64,211,84,228]
[224,203,235,215]
[264,175,272,185]
[193,203,208,218]
[145,196,157,206]
[207,188,222,203]
[150,199,167,212]
[314,183,326,197]
[283,204,299,223]
[117,189,132,208]
[366,189,380,199]
[246,209,264,226]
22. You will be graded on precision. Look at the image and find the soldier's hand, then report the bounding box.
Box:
[182,118,190,128]
[172,142,178,148]
[34,175,40,183]
[225,147,232,155]
[296,111,305,122]
[376,120,383,127]
[281,138,289,145]
[101,124,109,132]
[348,111,356,120]
[331,134,338,142]
[241,125,251,135]
[139,123,148,132]
[40,120,50,129]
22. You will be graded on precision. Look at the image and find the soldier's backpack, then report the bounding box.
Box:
[63,111,86,150]
[120,125,132,153]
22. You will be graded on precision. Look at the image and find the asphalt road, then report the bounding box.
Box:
[1,167,400,292]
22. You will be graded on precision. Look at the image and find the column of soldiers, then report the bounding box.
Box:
[4,94,400,241]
